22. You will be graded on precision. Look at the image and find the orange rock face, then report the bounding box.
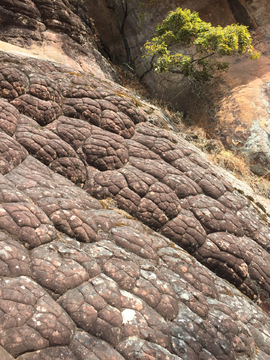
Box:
[216,22,270,175]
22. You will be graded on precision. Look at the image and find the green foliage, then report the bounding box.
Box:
[144,8,260,81]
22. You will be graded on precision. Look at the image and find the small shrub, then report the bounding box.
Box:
[144,7,260,82]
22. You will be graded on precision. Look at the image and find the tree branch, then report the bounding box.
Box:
[190,51,215,64]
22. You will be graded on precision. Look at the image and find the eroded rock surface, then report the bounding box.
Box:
[1,0,270,359]
[1,47,270,360]
[0,0,118,80]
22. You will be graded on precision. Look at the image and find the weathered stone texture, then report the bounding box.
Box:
[0,49,270,360]
[1,4,270,357]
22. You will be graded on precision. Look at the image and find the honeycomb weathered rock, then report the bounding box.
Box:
[1,1,270,359]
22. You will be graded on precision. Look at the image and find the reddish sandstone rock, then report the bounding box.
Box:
[0,49,269,358]
[0,2,270,358]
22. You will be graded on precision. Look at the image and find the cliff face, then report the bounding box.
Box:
[0,0,119,81]
[215,22,270,176]
[1,1,270,360]
[88,0,270,176]
[86,0,237,63]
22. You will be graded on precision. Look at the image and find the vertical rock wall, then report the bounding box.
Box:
[0,0,119,81]
[88,0,270,176]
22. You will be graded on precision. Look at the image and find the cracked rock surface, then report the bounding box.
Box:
[0,50,270,360]
[1,1,270,359]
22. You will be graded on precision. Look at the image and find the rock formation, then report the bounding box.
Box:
[88,0,270,177]
[1,1,270,359]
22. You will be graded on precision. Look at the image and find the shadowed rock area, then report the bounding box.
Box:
[1,1,270,359]
[88,0,270,177]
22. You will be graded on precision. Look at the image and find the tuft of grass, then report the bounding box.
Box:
[210,150,270,199]
[248,174,270,199]
[211,150,250,177]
